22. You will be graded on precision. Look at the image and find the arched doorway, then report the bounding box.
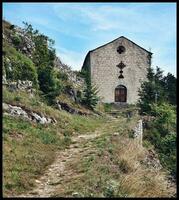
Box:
[115,85,127,102]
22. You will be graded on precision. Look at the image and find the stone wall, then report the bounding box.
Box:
[86,37,151,104]
[133,119,143,145]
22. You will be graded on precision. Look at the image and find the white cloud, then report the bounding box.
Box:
[52,3,176,76]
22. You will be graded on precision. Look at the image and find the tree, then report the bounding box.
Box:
[22,22,61,103]
[162,73,176,105]
[138,66,166,115]
[38,66,62,103]
[81,70,99,110]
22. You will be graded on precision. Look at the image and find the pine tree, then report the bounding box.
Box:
[138,66,165,114]
[82,70,99,110]
[162,73,176,105]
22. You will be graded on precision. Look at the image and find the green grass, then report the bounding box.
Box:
[3,86,106,134]
[3,115,67,197]
[3,86,107,197]
[54,115,174,198]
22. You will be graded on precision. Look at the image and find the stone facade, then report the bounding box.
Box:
[82,36,152,104]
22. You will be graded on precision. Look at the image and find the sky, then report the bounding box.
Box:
[3,3,176,76]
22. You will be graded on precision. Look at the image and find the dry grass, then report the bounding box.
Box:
[113,137,175,197]
[57,121,176,198]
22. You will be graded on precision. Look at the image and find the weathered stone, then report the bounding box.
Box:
[2,75,7,84]
[142,149,162,171]
[132,119,143,145]
[3,103,10,111]
[3,103,56,125]
[3,103,29,119]
[113,132,119,136]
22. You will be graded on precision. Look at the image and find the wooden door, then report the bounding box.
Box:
[115,86,127,102]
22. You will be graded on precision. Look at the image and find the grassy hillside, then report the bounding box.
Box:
[3,86,107,197]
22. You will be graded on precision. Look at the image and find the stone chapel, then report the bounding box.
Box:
[82,36,152,104]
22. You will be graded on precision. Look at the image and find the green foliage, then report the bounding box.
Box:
[138,66,176,115]
[151,103,176,136]
[162,73,176,105]
[138,66,165,115]
[3,44,38,87]
[104,103,112,112]
[37,66,62,103]
[81,70,99,109]
[22,22,62,103]
[159,133,176,177]
[22,22,56,69]
[12,34,22,47]
[143,103,176,178]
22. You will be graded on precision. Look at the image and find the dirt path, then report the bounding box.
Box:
[20,118,118,197]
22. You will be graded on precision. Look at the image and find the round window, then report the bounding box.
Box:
[117,46,125,54]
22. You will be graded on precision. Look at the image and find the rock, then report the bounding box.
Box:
[4,80,34,92]
[2,75,7,84]
[3,103,29,119]
[132,119,143,145]
[113,132,119,136]
[3,103,10,111]
[142,149,162,171]
[35,180,41,183]
[3,103,56,125]
[56,102,62,110]
[31,112,46,124]
[72,192,82,197]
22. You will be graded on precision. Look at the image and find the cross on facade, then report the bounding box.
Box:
[116,61,126,79]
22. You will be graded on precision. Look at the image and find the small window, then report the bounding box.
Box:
[117,46,125,54]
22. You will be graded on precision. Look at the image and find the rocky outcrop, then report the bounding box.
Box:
[142,149,162,171]
[54,56,85,90]
[13,26,35,59]
[56,100,90,116]
[3,80,35,93]
[3,103,56,124]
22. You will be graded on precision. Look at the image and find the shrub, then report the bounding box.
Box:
[143,103,176,178]
[3,44,38,87]
[12,34,22,46]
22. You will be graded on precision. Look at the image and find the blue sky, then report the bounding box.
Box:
[3,3,176,76]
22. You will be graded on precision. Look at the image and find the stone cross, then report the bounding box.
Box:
[116,61,126,79]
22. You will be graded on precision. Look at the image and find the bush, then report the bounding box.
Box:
[3,44,38,87]
[12,34,22,46]
[143,103,176,178]
[159,133,176,177]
